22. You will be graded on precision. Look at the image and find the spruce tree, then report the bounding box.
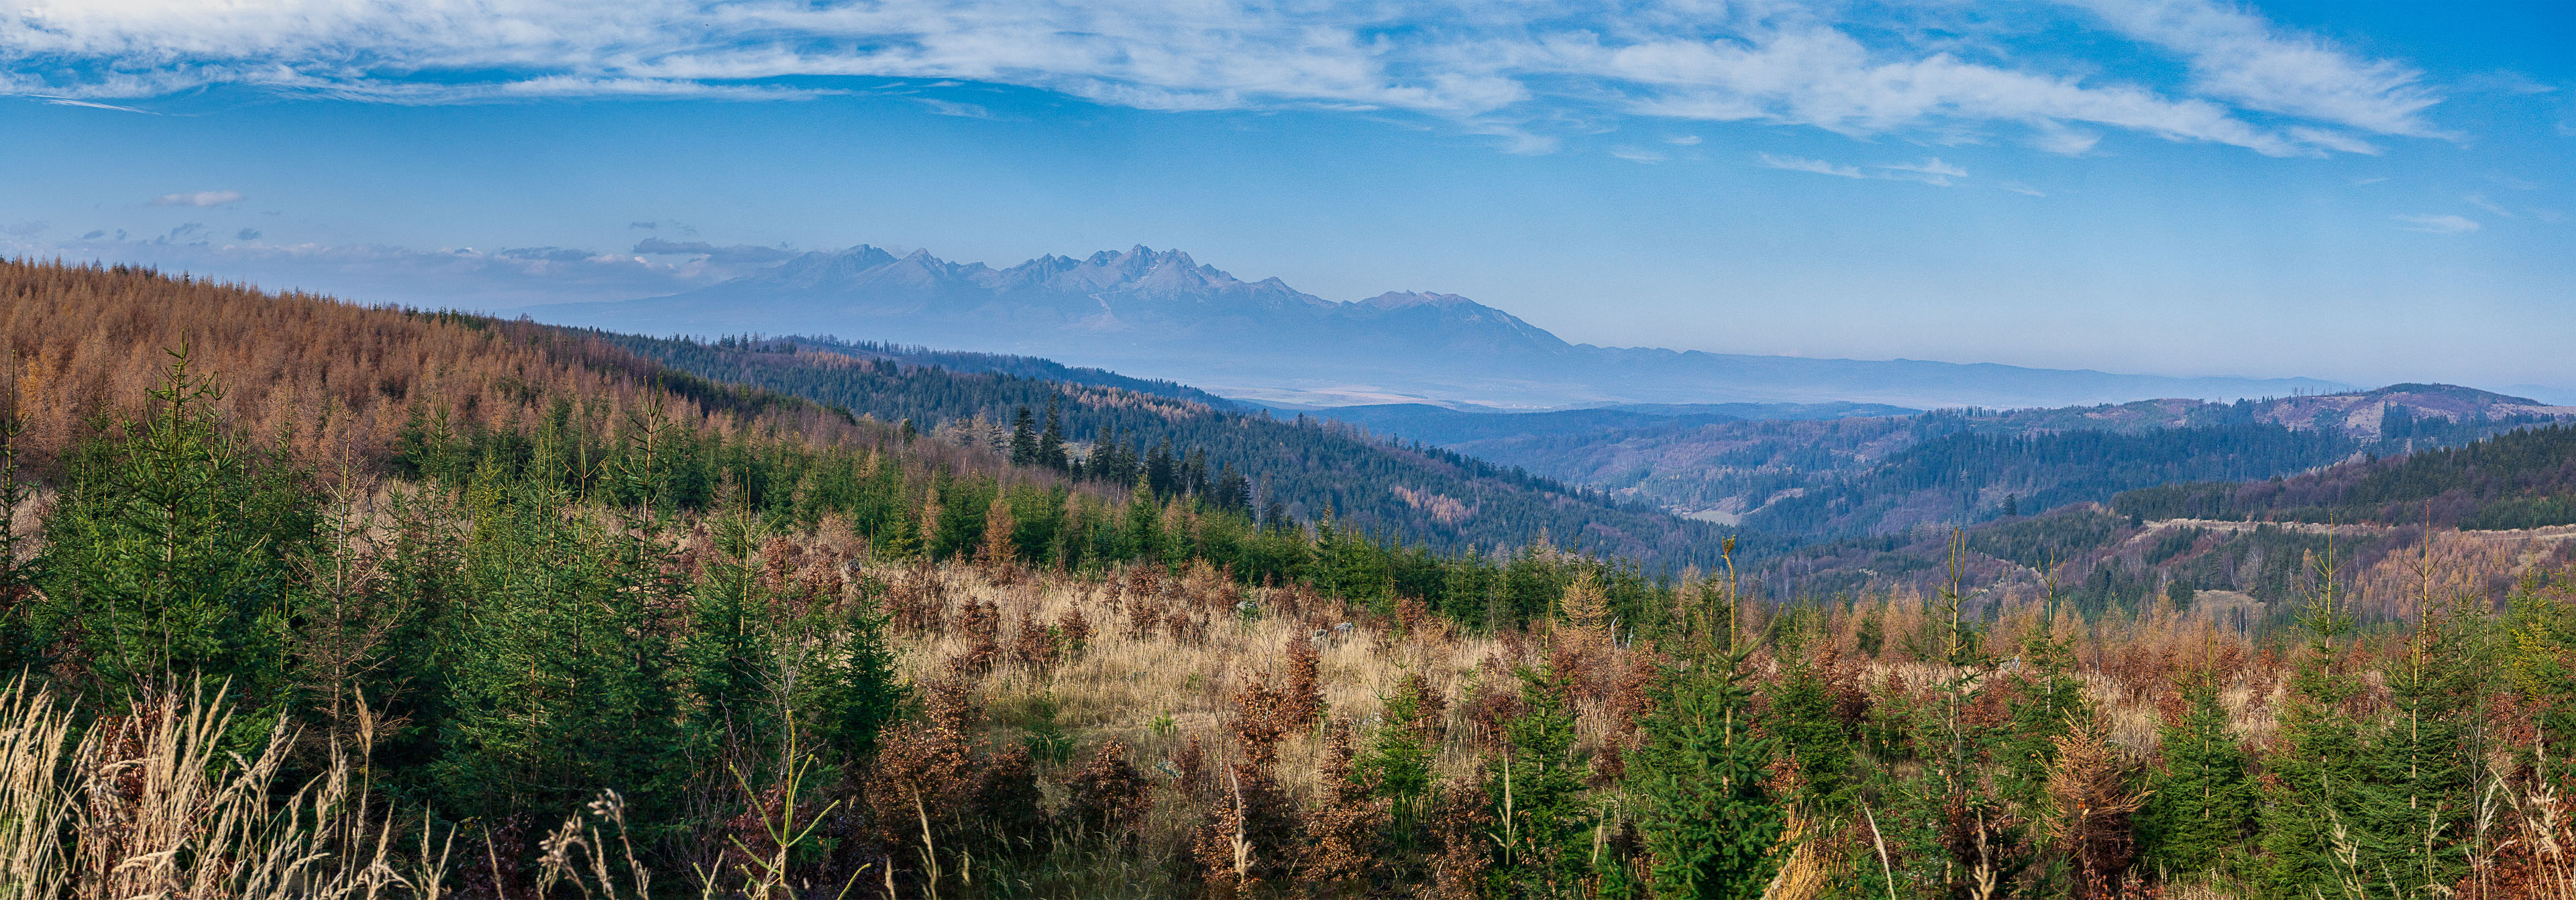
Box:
[1036,398,1068,469]
[2259,546,2371,897]
[686,484,780,756]
[2354,610,2471,895]
[2141,673,2252,879]
[35,346,313,711]
[1487,665,1597,898]
[1009,406,1038,465]
[1630,645,1781,899]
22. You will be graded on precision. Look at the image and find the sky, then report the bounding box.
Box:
[2,0,2571,395]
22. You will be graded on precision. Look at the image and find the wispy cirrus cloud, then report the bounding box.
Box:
[1,0,2452,160]
[1758,153,1865,178]
[1758,154,1966,186]
[2465,194,2514,219]
[150,190,244,207]
[2056,0,2448,142]
[2395,213,2479,234]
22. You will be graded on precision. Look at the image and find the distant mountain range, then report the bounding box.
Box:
[519,243,2350,410]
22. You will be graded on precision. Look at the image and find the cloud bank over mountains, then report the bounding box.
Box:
[4,0,2449,158]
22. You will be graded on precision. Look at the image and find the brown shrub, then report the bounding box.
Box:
[1010,607,1059,671]
[1055,605,1091,659]
[950,598,1000,677]
[1191,761,1301,897]
[1230,679,1295,770]
[1283,636,1326,726]
[1162,608,1202,645]
[1301,720,1389,892]
[1421,768,1495,900]
[1171,735,1210,801]
[1065,740,1154,840]
[1126,584,1162,638]
[971,745,1050,856]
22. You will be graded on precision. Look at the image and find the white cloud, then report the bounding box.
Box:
[2057,0,2450,139]
[38,96,154,113]
[2465,193,2514,219]
[2002,182,2045,196]
[2395,213,2479,234]
[1758,153,1864,178]
[1878,157,1966,185]
[1759,153,1964,185]
[0,0,2449,160]
[1608,146,1666,163]
[915,97,991,118]
[150,190,244,207]
[2351,176,2387,185]
[1662,134,1701,146]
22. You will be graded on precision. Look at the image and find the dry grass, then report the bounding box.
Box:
[886,564,1523,812]
[0,677,450,900]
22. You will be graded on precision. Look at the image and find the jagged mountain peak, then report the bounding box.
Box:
[529,239,2356,412]
[1362,290,1477,309]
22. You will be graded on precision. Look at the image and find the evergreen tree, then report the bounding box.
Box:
[2259,546,2371,897]
[686,484,781,754]
[1766,645,1858,810]
[1037,398,1068,469]
[1630,646,1782,899]
[1009,405,1038,465]
[2141,673,2252,879]
[34,347,313,712]
[1486,665,1597,898]
[2355,611,2472,895]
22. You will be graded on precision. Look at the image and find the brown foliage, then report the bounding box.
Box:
[1125,580,1162,638]
[1301,721,1391,892]
[1230,678,1295,770]
[1283,636,1326,726]
[1055,605,1091,659]
[1171,735,1210,801]
[950,598,1000,677]
[0,260,889,477]
[1010,606,1059,671]
[970,745,1050,855]
[1064,741,1154,839]
[975,494,1018,581]
[1420,768,1496,900]
[2044,724,2146,898]
[1192,762,1300,897]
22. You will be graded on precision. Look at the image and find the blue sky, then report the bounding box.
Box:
[3,0,2571,394]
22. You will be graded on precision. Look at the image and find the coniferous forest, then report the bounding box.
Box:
[4,260,2576,900]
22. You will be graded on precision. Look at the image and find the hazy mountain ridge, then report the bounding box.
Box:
[1389,382,2576,537]
[520,241,2347,410]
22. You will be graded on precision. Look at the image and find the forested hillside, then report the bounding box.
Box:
[784,335,1242,408]
[2116,424,2576,530]
[589,330,1734,567]
[7,259,2576,900]
[1421,388,2569,539]
[1764,424,2576,630]
[1741,423,2362,539]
